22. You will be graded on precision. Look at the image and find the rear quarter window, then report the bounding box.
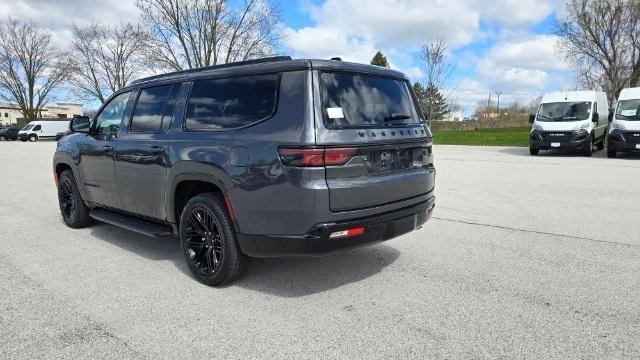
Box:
[185,74,280,130]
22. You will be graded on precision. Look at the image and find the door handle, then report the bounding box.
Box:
[149,146,165,154]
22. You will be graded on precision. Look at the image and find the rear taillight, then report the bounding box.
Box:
[278,147,357,167]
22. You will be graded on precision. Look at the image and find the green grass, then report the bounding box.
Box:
[432,127,530,147]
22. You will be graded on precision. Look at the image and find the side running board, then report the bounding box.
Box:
[90,209,173,238]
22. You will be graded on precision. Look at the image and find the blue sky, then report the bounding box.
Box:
[0,0,573,114]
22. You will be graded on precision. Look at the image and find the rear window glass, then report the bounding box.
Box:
[130,85,174,132]
[321,72,420,129]
[185,74,279,130]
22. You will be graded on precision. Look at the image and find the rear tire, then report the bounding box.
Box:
[529,147,539,156]
[58,170,92,228]
[0,135,5,141]
[607,148,617,158]
[583,134,593,157]
[179,193,248,286]
[28,134,37,142]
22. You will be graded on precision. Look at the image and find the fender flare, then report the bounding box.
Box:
[167,172,233,226]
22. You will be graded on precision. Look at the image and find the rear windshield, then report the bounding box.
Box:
[320,72,421,129]
[537,102,592,122]
[616,99,640,121]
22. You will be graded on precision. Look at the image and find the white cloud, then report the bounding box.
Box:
[0,0,140,46]
[483,35,568,71]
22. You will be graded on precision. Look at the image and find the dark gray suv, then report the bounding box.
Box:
[53,57,436,286]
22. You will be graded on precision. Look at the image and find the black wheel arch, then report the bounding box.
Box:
[168,173,239,233]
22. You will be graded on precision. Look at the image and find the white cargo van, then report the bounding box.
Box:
[607,87,640,158]
[18,120,70,142]
[529,91,609,156]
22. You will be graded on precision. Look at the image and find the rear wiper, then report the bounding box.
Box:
[383,113,411,122]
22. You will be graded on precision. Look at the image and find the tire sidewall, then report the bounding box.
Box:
[29,134,37,142]
[58,170,90,228]
[179,194,243,285]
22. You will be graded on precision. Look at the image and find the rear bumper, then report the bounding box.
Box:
[237,195,435,258]
[530,130,589,150]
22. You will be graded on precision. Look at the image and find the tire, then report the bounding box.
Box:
[583,134,593,157]
[530,147,539,156]
[179,193,248,286]
[607,148,616,158]
[58,169,92,228]
[28,134,37,142]
[0,135,5,141]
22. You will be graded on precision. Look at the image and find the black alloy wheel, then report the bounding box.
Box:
[59,177,77,223]
[184,206,224,275]
[57,170,91,228]
[179,194,248,286]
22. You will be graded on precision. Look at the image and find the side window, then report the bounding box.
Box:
[130,85,174,133]
[185,74,279,130]
[33,125,41,131]
[94,92,132,136]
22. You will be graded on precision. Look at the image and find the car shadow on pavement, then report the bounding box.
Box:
[89,224,192,276]
[89,223,400,297]
[236,245,400,298]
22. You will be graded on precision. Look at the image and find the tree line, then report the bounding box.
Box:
[0,0,282,121]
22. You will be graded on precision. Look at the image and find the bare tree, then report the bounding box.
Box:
[136,0,282,71]
[0,19,69,121]
[69,22,150,103]
[556,0,640,103]
[420,40,454,90]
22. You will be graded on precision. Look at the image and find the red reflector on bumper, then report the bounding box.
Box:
[329,227,365,239]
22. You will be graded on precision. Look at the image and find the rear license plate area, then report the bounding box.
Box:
[366,147,424,173]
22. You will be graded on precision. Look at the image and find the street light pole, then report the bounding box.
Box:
[495,91,502,120]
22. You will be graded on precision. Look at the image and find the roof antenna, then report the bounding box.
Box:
[330,57,342,61]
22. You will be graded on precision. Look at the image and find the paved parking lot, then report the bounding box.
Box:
[1,140,639,359]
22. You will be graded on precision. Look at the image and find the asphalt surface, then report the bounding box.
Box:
[1,141,639,359]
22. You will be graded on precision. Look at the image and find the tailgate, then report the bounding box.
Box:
[326,141,434,212]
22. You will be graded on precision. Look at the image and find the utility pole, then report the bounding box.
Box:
[495,91,502,120]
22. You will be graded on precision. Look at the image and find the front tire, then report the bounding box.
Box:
[583,134,593,157]
[607,148,617,158]
[28,134,37,142]
[179,194,248,286]
[530,147,539,156]
[58,170,92,228]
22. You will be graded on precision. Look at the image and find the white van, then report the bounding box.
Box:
[529,91,609,156]
[607,87,640,158]
[18,120,70,142]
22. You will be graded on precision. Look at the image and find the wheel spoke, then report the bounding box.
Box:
[183,206,225,275]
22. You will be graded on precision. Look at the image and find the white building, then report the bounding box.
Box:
[444,110,463,122]
[0,103,84,126]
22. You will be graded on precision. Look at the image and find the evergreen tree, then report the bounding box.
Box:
[370,51,390,67]
[413,82,448,121]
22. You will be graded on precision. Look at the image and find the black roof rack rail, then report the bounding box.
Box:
[131,56,293,85]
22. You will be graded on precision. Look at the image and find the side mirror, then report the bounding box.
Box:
[608,111,614,123]
[528,114,535,124]
[70,117,90,133]
[592,112,599,123]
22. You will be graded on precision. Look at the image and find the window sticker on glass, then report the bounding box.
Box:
[327,107,344,119]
